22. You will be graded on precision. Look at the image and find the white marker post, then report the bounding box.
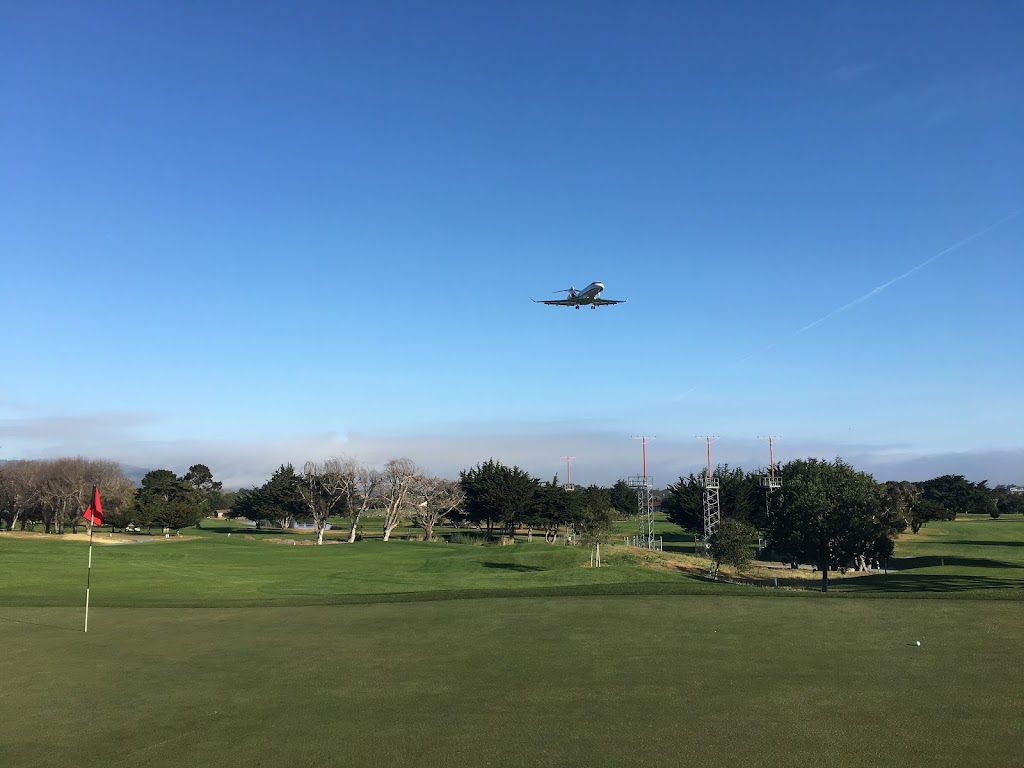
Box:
[85,522,93,633]
[82,485,103,634]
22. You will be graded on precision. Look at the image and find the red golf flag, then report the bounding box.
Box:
[83,486,103,526]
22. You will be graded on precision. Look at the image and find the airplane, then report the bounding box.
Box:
[530,281,626,310]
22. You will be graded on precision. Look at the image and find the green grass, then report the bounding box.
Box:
[0,533,694,608]
[1,598,1021,768]
[611,511,703,552]
[831,516,1024,595]
[1,516,1022,767]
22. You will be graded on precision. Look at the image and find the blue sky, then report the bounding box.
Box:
[2,1,1022,488]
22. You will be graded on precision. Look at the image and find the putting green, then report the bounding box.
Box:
[1,597,1020,768]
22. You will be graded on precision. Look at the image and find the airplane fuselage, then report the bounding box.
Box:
[569,282,604,304]
[531,280,623,309]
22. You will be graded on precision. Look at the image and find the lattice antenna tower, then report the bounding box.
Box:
[695,436,720,547]
[561,455,576,491]
[627,436,656,549]
[758,436,782,516]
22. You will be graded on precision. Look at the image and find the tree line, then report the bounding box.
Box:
[231,457,458,544]
[0,458,136,533]
[0,459,226,534]
[1,454,638,543]
[661,461,1024,591]
[4,455,1019,581]
[231,457,636,544]
[459,459,635,543]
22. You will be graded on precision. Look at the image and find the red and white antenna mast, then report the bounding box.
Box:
[561,455,576,491]
[758,436,782,491]
[627,436,657,550]
[695,435,719,478]
[631,435,655,485]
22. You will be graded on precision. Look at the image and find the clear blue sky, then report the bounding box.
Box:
[3,1,1022,487]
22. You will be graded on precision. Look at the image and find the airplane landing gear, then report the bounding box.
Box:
[591,304,596,310]
[575,305,580,310]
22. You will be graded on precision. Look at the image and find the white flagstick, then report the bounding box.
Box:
[85,521,93,633]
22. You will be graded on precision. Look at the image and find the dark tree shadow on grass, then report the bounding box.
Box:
[893,555,1021,570]
[482,562,547,572]
[660,531,700,554]
[836,573,1024,593]
[943,540,1024,548]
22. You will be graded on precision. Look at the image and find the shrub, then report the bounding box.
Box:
[708,519,757,580]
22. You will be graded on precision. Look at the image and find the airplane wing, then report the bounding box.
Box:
[592,298,626,306]
[531,298,578,306]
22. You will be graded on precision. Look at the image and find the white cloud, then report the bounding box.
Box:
[3,413,1020,489]
[853,448,1024,486]
[0,411,155,440]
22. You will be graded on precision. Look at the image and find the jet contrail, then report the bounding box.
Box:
[796,207,1023,335]
[672,207,1022,400]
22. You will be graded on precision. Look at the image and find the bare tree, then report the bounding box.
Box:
[299,459,351,545]
[0,464,18,531]
[412,476,464,541]
[0,461,43,531]
[332,457,381,543]
[93,463,137,531]
[0,458,135,533]
[379,457,419,541]
[36,458,87,534]
[73,459,134,532]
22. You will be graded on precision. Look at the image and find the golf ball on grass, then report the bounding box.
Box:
[915,640,921,647]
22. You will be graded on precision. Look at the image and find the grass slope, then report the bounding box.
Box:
[0,533,697,608]
[4,516,1021,608]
